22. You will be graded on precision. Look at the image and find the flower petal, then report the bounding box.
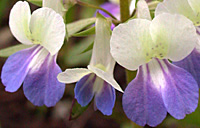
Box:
[137,0,151,20]
[188,0,200,15]
[9,1,32,45]
[75,74,96,107]
[173,49,200,88]
[110,19,152,70]
[30,8,66,55]
[23,51,65,107]
[123,65,167,127]
[43,0,66,17]
[57,68,92,84]
[129,0,136,15]
[95,81,116,116]
[160,60,199,119]
[90,13,115,73]
[155,0,199,25]
[150,13,197,61]
[1,46,40,92]
[88,65,123,92]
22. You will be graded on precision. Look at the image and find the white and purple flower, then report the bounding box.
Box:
[1,1,66,107]
[155,0,200,88]
[57,14,123,115]
[110,0,199,126]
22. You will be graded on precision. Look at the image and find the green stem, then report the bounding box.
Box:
[76,0,118,20]
[120,0,130,22]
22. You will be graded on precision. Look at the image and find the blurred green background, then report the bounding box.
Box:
[0,0,199,128]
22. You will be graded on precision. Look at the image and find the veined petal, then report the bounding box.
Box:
[95,81,116,116]
[75,74,96,107]
[30,7,66,55]
[110,19,152,70]
[90,13,115,73]
[1,46,40,92]
[23,50,65,107]
[9,1,32,45]
[123,59,199,126]
[137,0,151,20]
[155,0,199,25]
[160,60,199,119]
[123,64,167,127]
[173,49,200,88]
[150,13,197,61]
[88,65,123,92]
[57,68,92,84]
[43,0,66,17]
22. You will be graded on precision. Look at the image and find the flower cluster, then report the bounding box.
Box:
[1,0,200,127]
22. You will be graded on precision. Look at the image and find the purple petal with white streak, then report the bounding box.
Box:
[95,81,116,116]
[1,46,41,92]
[122,65,167,127]
[75,74,96,107]
[23,54,65,107]
[173,49,200,88]
[161,60,199,119]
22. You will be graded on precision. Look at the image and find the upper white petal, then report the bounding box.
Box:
[57,68,92,84]
[155,0,198,24]
[30,7,66,55]
[150,13,197,61]
[88,65,123,92]
[129,0,136,15]
[137,0,151,20]
[9,1,32,45]
[90,13,115,73]
[110,19,152,70]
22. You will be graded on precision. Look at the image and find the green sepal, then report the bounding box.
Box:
[0,44,34,57]
[72,27,95,37]
[69,99,89,120]
[80,41,94,54]
[67,17,96,37]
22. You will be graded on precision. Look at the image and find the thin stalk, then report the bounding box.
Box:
[120,0,130,22]
[76,0,118,20]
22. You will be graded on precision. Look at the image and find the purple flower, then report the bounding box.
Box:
[57,13,123,115]
[1,1,66,107]
[110,1,199,126]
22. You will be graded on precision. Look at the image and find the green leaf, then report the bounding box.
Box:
[80,41,94,54]
[72,27,95,37]
[67,17,96,37]
[27,0,42,7]
[0,44,33,57]
[69,99,89,120]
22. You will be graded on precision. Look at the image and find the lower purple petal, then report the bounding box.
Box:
[1,46,40,92]
[161,60,199,119]
[75,74,96,107]
[173,49,200,88]
[23,54,65,107]
[95,81,116,116]
[123,66,167,127]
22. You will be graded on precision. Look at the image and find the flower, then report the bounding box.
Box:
[57,13,123,115]
[155,0,200,88]
[1,1,66,107]
[110,0,199,126]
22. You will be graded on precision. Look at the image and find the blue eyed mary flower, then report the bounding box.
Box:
[155,0,200,88]
[57,14,123,116]
[110,0,199,126]
[1,1,66,107]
